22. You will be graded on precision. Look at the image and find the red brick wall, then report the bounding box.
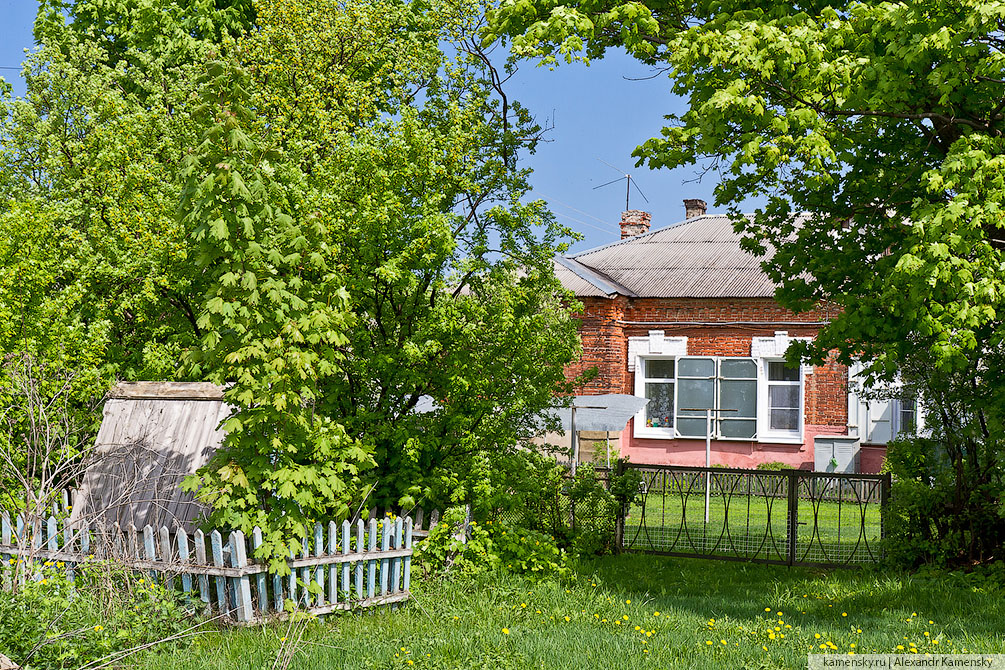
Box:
[567,296,853,469]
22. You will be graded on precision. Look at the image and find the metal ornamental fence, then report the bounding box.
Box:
[619,464,890,567]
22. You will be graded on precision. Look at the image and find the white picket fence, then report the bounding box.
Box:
[0,505,440,623]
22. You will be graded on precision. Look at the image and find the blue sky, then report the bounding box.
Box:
[0,1,760,252]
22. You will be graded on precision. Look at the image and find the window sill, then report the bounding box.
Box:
[757,434,803,445]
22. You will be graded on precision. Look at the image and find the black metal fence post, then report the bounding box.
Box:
[786,471,798,566]
[614,459,626,552]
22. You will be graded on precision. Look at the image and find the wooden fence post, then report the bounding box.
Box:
[159,526,174,590]
[314,523,324,608]
[391,517,403,593]
[177,528,193,595]
[229,531,253,624]
[194,530,210,605]
[327,521,338,607]
[403,517,412,593]
[251,527,268,615]
[210,530,227,614]
[367,518,377,600]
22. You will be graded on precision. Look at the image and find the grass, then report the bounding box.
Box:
[136,554,1005,670]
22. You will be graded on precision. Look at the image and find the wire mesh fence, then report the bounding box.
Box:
[620,464,889,567]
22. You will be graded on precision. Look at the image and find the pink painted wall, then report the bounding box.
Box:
[620,420,853,471]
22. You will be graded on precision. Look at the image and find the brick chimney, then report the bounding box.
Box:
[684,198,707,219]
[620,210,652,239]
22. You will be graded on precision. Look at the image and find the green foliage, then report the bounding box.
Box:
[4,0,580,573]
[177,58,374,572]
[0,560,191,669]
[414,506,571,580]
[883,434,1005,567]
[756,461,794,471]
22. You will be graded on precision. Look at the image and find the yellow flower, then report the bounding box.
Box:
[626,599,631,604]
[622,615,629,620]
[762,645,769,652]
[407,662,413,666]
[897,645,904,650]
[842,612,847,617]
[815,633,821,639]
[768,632,776,640]
[765,607,771,612]
[720,640,726,645]
[706,641,713,645]
[93,625,104,632]
[564,616,570,622]
[280,637,287,642]
[502,628,509,635]
[654,611,660,616]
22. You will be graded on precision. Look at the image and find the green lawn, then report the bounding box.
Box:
[136,555,1005,670]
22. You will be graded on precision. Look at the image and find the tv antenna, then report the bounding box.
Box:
[593,158,650,210]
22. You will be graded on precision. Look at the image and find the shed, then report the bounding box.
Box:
[71,382,229,531]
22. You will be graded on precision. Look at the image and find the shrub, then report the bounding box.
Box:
[756,461,794,471]
[0,559,192,669]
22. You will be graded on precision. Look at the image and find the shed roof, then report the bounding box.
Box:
[72,382,228,531]
[562,214,793,299]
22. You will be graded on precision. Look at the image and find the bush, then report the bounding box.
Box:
[882,435,1005,567]
[414,506,571,580]
[0,559,192,669]
[756,461,794,471]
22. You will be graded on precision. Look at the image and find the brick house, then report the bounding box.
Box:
[553,201,890,472]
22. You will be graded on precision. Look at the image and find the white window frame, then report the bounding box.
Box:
[633,355,677,439]
[632,355,767,442]
[757,358,804,444]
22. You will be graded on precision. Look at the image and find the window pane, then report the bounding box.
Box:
[677,378,714,416]
[644,382,674,428]
[721,380,756,418]
[677,417,709,437]
[720,419,756,439]
[720,359,756,379]
[646,359,675,379]
[768,361,800,381]
[770,409,800,431]
[678,357,714,377]
[768,385,799,409]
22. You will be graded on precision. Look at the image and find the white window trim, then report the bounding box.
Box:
[632,355,801,443]
[757,358,805,444]
[633,354,677,439]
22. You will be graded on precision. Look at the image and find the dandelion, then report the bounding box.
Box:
[280,637,287,642]
[815,633,821,639]
[897,645,904,650]
[765,607,771,612]
[407,662,413,666]
[502,628,509,635]
[93,625,104,632]
[706,641,713,645]
[623,615,629,620]
[776,612,782,616]
[842,612,848,617]
[654,611,660,616]
[720,640,726,645]
[763,646,768,651]
[626,599,631,604]
[565,616,570,622]
[768,633,776,640]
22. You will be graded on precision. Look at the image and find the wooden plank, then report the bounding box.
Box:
[210,530,227,613]
[380,517,391,595]
[327,521,338,606]
[300,533,311,608]
[127,524,139,562]
[367,518,377,599]
[403,517,413,592]
[109,381,225,400]
[354,520,364,601]
[252,527,268,615]
[229,531,253,623]
[177,528,193,594]
[429,509,440,528]
[341,521,351,602]
[415,508,424,531]
[194,530,210,604]
[160,526,174,590]
[314,523,324,608]
[142,525,157,583]
[1,512,10,591]
[288,544,297,608]
[392,517,403,593]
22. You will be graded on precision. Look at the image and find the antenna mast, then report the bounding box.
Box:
[593,158,649,210]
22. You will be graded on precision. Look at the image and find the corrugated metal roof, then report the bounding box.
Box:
[552,257,634,298]
[72,383,229,531]
[562,214,789,298]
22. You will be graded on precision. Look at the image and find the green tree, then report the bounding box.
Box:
[2,0,580,566]
[489,0,1005,563]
